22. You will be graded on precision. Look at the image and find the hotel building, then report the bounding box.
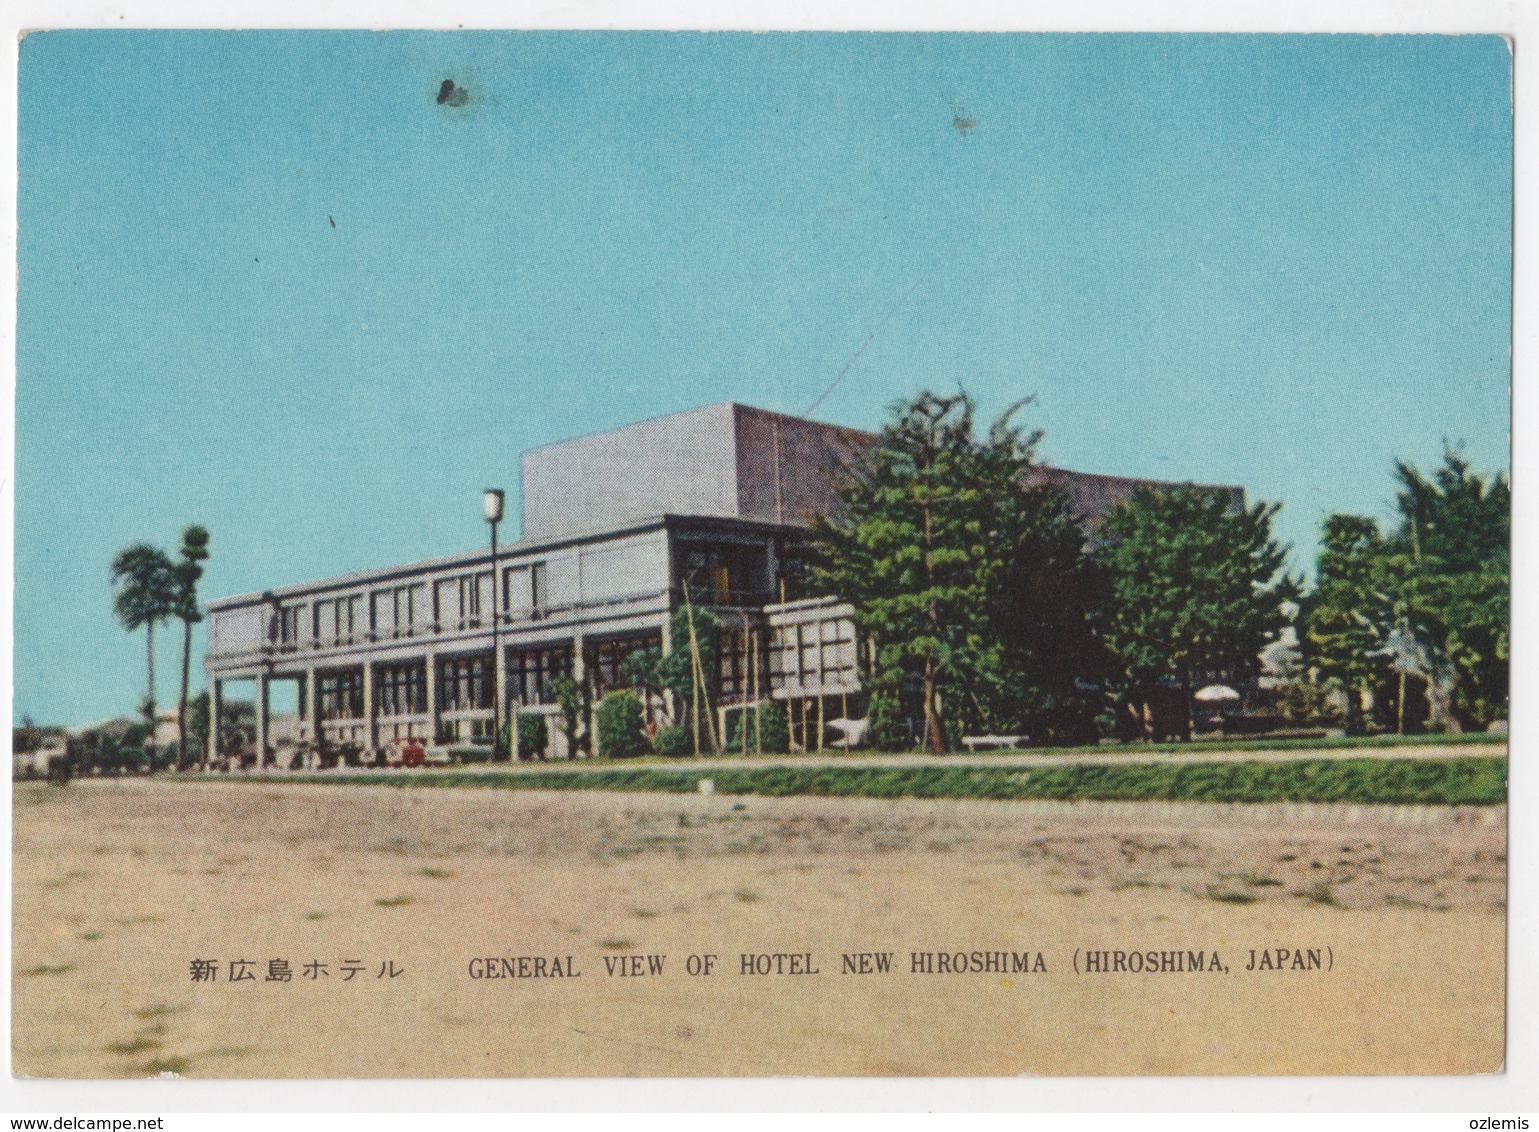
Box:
[203,402,1235,761]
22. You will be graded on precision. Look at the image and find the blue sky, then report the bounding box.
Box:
[15,31,1511,727]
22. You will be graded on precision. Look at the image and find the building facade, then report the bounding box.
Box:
[203,404,871,762]
[203,401,1242,762]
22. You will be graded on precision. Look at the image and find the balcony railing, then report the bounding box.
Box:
[209,588,673,666]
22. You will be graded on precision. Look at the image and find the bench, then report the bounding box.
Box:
[961,734,1029,751]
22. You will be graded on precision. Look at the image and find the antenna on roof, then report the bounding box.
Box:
[802,275,926,418]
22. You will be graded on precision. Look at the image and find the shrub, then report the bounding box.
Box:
[660,606,720,723]
[549,675,586,755]
[596,691,648,759]
[653,724,692,758]
[517,712,549,760]
[868,693,911,752]
[725,703,790,754]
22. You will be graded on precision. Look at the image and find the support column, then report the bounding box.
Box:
[573,633,590,758]
[208,678,222,770]
[424,652,439,747]
[255,672,270,769]
[362,661,376,757]
[305,668,320,745]
[764,537,780,603]
[659,615,677,727]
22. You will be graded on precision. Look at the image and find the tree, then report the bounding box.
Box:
[1301,515,1396,733]
[983,481,1110,744]
[1392,450,1509,730]
[548,675,586,756]
[659,605,720,754]
[186,690,211,755]
[1095,486,1292,741]
[1306,451,1509,734]
[110,542,177,739]
[172,525,210,770]
[619,646,664,729]
[516,711,550,760]
[810,389,1058,752]
[595,690,648,759]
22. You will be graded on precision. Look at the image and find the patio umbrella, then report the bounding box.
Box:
[1193,684,1241,704]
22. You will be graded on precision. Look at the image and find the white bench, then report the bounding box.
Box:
[961,734,1029,752]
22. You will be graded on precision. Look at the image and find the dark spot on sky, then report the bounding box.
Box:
[952,116,975,137]
[437,80,469,108]
[329,216,336,228]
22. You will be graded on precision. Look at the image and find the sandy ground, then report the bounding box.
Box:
[12,778,1506,1078]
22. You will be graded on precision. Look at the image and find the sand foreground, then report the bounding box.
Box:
[12,778,1506,1078]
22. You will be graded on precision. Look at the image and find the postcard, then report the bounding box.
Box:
[11,30,1510,1079]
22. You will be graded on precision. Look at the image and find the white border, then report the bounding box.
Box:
[1,0,1531,1116]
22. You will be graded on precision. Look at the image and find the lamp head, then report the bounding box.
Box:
[483,488,505,524]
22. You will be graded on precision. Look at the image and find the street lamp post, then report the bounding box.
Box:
[484,488,506,758]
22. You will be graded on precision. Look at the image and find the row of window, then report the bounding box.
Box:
[276,541,812,651]
[277,564,549,648]
[306,614,859,722]
[768,618,859,692]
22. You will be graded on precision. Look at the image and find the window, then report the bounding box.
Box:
[375,662,427,717]
[508,647,573,706]
[531,562,547,613]
[587,635,662,697]
[388,585,423,638]
[319,670,365,719]
[503,563,546,620]
[438,655,494,712]
[313,596,361,645]
[278,606,301,649]
[676,543,767,606]
[457,573,491,630]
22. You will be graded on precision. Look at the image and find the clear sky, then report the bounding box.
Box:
[14,31,1511,727]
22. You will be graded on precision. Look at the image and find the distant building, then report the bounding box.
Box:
[203,402,1241,760]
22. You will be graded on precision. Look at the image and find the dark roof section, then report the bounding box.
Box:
[1023,466,1246,527]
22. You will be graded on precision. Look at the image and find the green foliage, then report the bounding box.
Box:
[172,526,210,625]
[110,542,177,721]
[1096,486,1293,738]
[867,692,911,752]
[620,647,663,694]
[1302,450,1508,733]
[620,646,666,730]
[173,525,210,769]
[70,721,153,776]
[652,724,692,758]
[724,703,790,754]
[549,675,586,754]
[110,543,177,638]
[595,690,648,759]
[516,712,549,759]
[288,756,1506,807]
[812,389,1105,750]
[186,691,210,745]
[1301,515,1397,730]
[1272,679,1341,726]
[660,606,720,732]
[984,483,1109,744]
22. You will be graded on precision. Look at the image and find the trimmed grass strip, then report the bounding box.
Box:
[245,756,1504,806]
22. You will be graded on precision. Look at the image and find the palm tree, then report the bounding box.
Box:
[172,526,211,770]
[110,542,176,743]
